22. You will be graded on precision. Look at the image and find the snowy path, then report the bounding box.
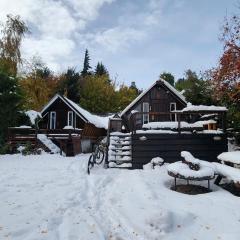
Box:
[0,154,240,239]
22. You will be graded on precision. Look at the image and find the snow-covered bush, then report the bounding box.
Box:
[0,143,11,155]
[20,142,42,155]
[144,157,165,170]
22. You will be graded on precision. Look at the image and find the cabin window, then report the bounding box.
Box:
[143,102,149,124]
[50,111,56,129]
[68,111,74,127]
[170,102,177,121]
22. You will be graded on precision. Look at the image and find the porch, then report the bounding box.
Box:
[7,127,82,156]
[107,110,228,169]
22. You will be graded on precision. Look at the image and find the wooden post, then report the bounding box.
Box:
[214,175,222,186]
[130,113,136,134]
[222,112,227,133]
[134,113,137,134]
[34,128,38,145]
[177,113,181,134]
[104,119,111,168]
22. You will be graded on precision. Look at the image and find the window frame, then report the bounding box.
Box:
[142,102,150,124]
[67,111,74,127]
[170,102,177,121]
[50,111,56,129]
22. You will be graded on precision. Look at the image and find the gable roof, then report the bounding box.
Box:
[120,79,187,117]
[41,94,110,129]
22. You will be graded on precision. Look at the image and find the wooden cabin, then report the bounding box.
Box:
[8,94,109,155]
[107,79,228,169]
[120,80,187,131]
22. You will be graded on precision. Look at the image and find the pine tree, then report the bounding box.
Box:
[58,68,81,103]
[129,81,139,95]
[95,62,108,76]
[175,70,214,105]
[81,49,91,76]
[0,70,24,146]
[159,72,175,86]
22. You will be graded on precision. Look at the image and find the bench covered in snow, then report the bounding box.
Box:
[213,162,240,184]
[217,151,240,165]
[214,151,240,185]
[167,151,215,190]
[167,151,240,189]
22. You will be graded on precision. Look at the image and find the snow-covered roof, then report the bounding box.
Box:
[25,110,42,125]
[120,79,187,117]
[63,97,110,130]
[180,103,227,112]
[41,94,110,130]
[162,79,187,104]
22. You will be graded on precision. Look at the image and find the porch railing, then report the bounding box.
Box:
[7,127,82,142]
[129,111,227,134]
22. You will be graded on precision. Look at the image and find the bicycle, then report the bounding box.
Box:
[87,139,107,174]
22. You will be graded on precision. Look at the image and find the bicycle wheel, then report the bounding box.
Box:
[95,149,105,164]
[87,154,94,174]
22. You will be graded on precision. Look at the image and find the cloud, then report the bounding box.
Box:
[86,27,146,52]
[82,0,167,53]
[22,36,75,70]
[0,0,117,71]
[0,0,225,86]
[65,0,115,20]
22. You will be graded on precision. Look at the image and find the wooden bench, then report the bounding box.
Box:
[213,162,240,187]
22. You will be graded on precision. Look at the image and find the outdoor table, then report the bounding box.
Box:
[167,161,215,190]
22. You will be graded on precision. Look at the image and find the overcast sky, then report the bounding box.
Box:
[0,0,237,89]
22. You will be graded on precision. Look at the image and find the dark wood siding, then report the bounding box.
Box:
[39,98,85,129]
[132,133,228,169]
[82,123,106,138]
[125,83,186,116]
[122,81,187,130]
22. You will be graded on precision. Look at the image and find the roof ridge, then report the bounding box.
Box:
[120,79,186,116]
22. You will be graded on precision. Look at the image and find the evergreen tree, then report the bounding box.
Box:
[175,70,214,105]
[159,72,175,86]
[95,62,108,76]
[58,68,81,103]
[81,49,91,76]
[129,81,140,95]
[0,71,24,146]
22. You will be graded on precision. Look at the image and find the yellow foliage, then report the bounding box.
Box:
[20,74,59,111]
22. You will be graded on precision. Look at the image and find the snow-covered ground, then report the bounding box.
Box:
[0,154,240,240]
